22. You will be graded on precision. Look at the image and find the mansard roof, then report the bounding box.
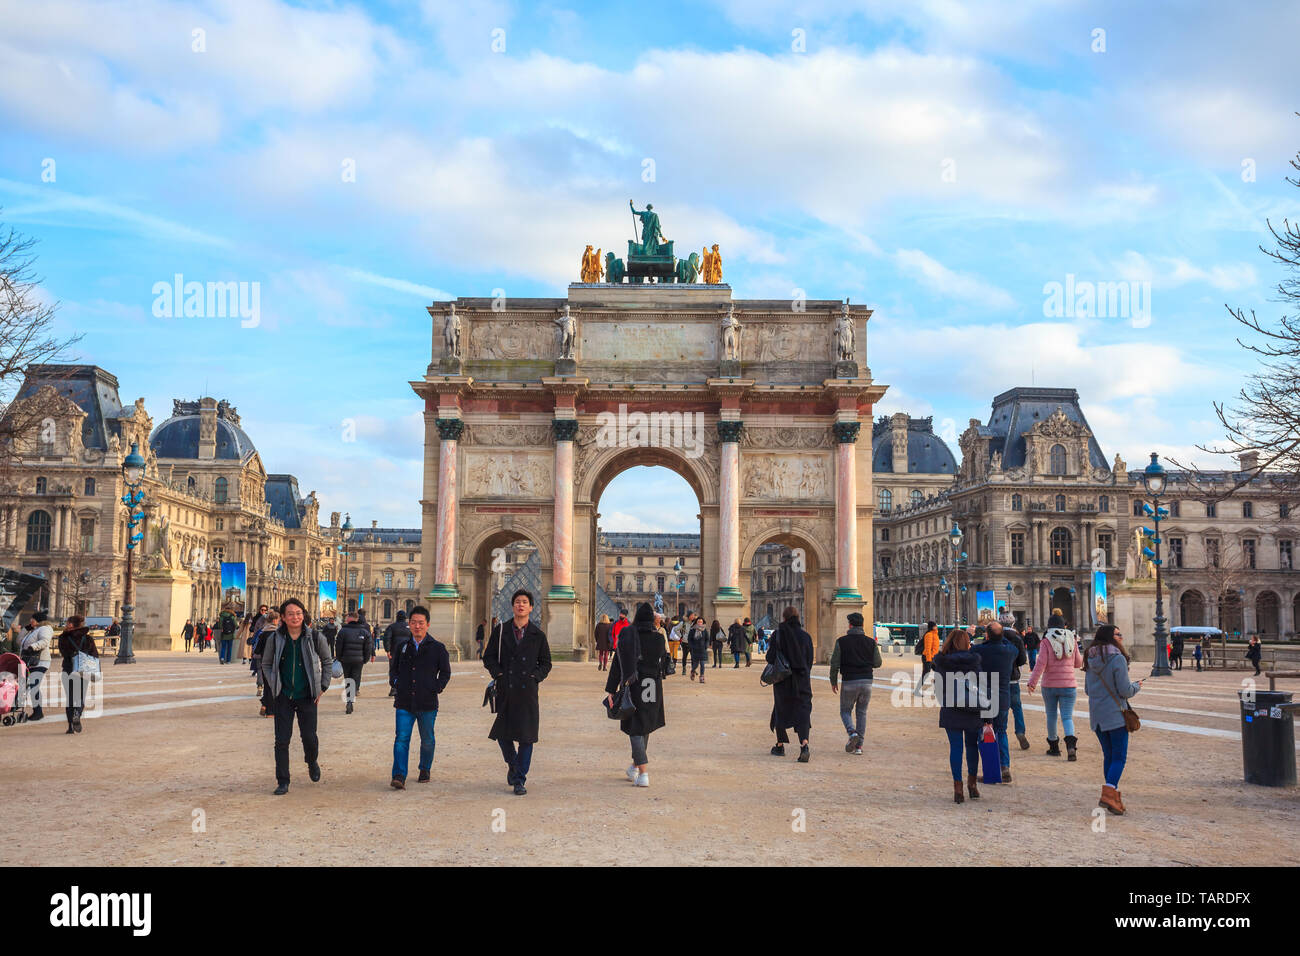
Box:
[985,387,1107,470]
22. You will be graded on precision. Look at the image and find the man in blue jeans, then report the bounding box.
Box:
[388,605,451,789]
[1003,624,1030,751]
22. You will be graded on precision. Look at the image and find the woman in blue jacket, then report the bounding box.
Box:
[1084,624,1142,815]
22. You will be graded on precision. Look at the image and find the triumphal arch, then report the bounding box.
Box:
[411,207,887,660]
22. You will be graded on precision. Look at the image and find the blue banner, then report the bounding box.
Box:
[318,581,337,619]
[976,590,996,625]
[1092,570,1108,625]
[219,562,247,615]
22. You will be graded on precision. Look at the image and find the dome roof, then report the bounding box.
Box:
[871,417,957,475]
[150,401,257,461]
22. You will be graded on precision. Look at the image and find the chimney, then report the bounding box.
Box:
[1239,451,1260,473]
[891,412,909,474]
[197,397,217,460]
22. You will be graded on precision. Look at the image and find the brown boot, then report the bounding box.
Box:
[953,780,965,804]
[1099,784,1124,815]
[966,774,980,799]
[1114,789,1126,813]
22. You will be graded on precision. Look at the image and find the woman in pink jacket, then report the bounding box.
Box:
[1026,613,1084,760]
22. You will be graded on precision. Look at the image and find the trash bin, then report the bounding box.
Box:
[1238,689,1296,786]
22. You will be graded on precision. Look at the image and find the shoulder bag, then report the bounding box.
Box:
[72,634,101,682]
[483,622,503,712]
[760,632,792,686]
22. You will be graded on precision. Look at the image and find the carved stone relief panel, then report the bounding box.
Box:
[464,451,552,498]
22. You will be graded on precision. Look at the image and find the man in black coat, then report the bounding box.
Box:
[484,589,552,795]
[974,621,1020,780]
[769,606,814,762]
[334,612,373,715]
[387,605,451,789]
[319,616,339,658]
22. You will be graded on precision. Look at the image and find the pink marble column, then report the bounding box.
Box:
[833,421,862,600]
[431,418,463,595]
[550,419,578,597]
[716,420,743,599]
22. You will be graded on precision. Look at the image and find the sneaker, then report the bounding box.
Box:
[309,763,321,783]
[635,772,650,788]
[797,745,810,763]
[626,764,639,782]
[853,746,863,756]
[390,776,406,790]
[845,733,859,753]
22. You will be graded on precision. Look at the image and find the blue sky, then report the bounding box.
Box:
[1,0,1296,532]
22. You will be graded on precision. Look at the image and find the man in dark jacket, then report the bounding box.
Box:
[388,605,451,788]
[335,612,373,714]
[1022,622,1040,669]
[769,607,814,762]
[828,612,882,755]
[383,611,412,696]
[484,589,552,795]
[974,621,1020,780]
[320,616,339,657]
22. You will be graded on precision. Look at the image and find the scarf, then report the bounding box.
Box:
[1044,627,1076,659]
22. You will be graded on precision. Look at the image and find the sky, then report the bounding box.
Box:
[1,0,1296,533]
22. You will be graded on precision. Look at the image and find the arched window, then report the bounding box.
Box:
[1055,494,1066,512]
[35,477,47,494]
[878,489,892,513]
[84,477,96,496]
[1011,494,1022,511]
[1049,444,1067,475]
[1050,527,1072,566]
[214,476,228,504]
[910,489,923,507]
[1099,495,1110,513]
[26,510,52,552]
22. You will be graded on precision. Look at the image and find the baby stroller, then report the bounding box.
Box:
[0,652,29,726]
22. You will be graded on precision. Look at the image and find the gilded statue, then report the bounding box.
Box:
[580,245,604,283]
[699,244,723,284]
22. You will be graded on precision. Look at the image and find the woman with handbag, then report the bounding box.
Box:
[604,602,667,787]
[57,615,99,734]
[594,614,613,671]
[1084,624,1143,816]
[932,627,985,803]
[768,607,814,762]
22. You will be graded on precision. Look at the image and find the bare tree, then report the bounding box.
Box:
[57,546,114,618]
[0,214,83,480]
[1195,123,1300,501]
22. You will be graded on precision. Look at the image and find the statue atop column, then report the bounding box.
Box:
[719,304,743,376]
[554,303,577,374]
[833,300,858,377]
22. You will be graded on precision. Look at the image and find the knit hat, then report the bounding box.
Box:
[633,602,655,626]
[847,612,864,627]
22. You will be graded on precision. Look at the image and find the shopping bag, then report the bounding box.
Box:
[979,724,1002,784]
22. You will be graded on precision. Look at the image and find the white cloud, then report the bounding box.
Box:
[1112,251,1257,291]
[894,248,1016,309]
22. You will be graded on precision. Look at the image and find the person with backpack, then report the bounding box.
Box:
[974,620,1019,781]
[768,607,814,762]
[218,610,238,664]
[828,612,881,755]
[932,627,986,802]
[710,616,725,668]
[335,611,373,715]
[320,616,339,658]
[383,611,412,696]
[251,609,279,717]
[1026,613,1083,760]
[388,605,451,789]
[260,598,333,795]
[604,602,668,788]
[57,615,98,734]
[1084,624,1142,815]
[20,611,53,722]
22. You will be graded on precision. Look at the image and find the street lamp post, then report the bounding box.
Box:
[1143,452,1172,677]
[339,514,353,613]
[948,522,965,626]
[115,442,146,664]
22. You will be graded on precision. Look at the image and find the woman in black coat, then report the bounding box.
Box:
[768,608,814,761]
[57,615,98,734]
[594,615,613,671]
[932,628,985,803]
[728,618,746,667]
[605,603,667,787]
[688,617,710,683]
[1245,636,1263,676]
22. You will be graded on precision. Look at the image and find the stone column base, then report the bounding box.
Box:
[427,593,464,658]
[135,569,193,651]
[712,593,748,626]
[546,595,580,657]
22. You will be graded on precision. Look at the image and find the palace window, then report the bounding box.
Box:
[1244,539,1256,569]
[657,575,665,592]
[658,557,664,566]
[1168,537,1183,569]
[384,570,394,588]
[1055,495,1066,512]
[1097,532,1113,570]
[1133,500,1145,517]
[1050,527,1072,566]
[614,574,623,591]
[80,518,95,552]
[1205,502,1216,518]
[215,518,223,531]
[637,557,644,566]
[84,477,96,496]
[1242,501,1253,519]
[386,552,393,562]
[409,552,415,562]
[878,489,892,513]
[406,571,416,589]
[636,574,645,591]
[880,557,891,578]
[1280,540,1293,571]
[910,489,923,506]
[1099,495,1109,513]
[35,477,47,494]
[1281,503,1290,519]
[1011,494,1022,512]
[214,476,228,504]
[1169,501,1180,517]
[1010,532,1025,566]
[348,570,358,589]
[25,511,51,552]
[289,540,296,550]
[616,556,623,566]
[767,573,776,591]
[211,545,224,563]
[1049,444,1067,475]
[880,528,889,542]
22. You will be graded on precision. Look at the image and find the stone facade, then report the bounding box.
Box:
[336,522,423,629]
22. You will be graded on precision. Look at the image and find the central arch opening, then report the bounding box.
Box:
[586,449,706,637]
